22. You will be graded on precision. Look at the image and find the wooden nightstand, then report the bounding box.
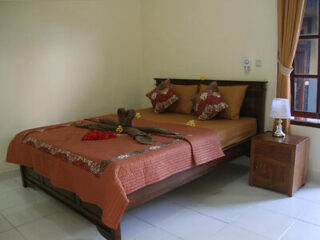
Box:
[249,132,310,197]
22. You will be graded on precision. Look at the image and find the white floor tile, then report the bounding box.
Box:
[281,221,320,240]
[0,229,25,240]
[121,214,180,240]
[120,213,154,240]
[0,161,319,240]
[172,191,254,223]
[0,178,22,195]
[0,170,20,181]
[166,163,249,199]
[211,225,269,240]
[157,209,226,240]
[257,195,304,215]
[232,207,296,239]
[17,211,100,240]
[222,175,280,198]
[13,176,23,187]
[130,198,226,240]
[0,188,48,211]
[129,198,187,226]
[132,227,181,240]
[294,200,320,226]
[169,178,275,223]
[0,214,13,233]
[294,182,320,204]
[231,155,250,167]
[257,195,320,225]
[1,198,68,227]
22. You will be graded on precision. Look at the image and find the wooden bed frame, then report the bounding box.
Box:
[20,78,267,240]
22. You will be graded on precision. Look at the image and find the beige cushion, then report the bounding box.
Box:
[168,84,198,114]
[218,85,248,120]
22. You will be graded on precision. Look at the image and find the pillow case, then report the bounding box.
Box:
[194,82,228,120]
[168,84,198,114]
[200,84,248,120]
[218,85,248,120]
[146,79,179,113]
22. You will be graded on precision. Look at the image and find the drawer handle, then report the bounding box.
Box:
[254,163,258,171]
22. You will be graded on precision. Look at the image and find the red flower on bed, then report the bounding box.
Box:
[82,130,116,141]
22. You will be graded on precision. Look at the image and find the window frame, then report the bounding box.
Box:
[290,0,320,120]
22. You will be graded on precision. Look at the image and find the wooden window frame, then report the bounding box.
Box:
[291,0,320,126]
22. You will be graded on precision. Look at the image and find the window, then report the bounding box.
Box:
[291,0,320,120]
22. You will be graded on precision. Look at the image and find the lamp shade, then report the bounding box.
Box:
[270,98,291,119]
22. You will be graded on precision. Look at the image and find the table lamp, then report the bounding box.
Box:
[270,98,291,137]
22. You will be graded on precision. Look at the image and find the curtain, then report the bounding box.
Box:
[277,0,306,133]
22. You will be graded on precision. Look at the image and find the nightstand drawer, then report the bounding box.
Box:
[254,142,291,163]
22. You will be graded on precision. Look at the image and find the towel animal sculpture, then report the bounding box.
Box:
[75,108,182,145]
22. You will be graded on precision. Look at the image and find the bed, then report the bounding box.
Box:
[9,78,267,240]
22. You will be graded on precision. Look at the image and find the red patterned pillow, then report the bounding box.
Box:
[146,79,179,113]
[194,81,228,120]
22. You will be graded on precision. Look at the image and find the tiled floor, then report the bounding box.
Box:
[1,156,320,240]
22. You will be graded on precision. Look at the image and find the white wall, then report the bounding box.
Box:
[0,0,143,173]
[140,0,278,131]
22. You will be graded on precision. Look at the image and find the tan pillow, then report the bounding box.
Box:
[168,84,198,114]
[217,85,248,120]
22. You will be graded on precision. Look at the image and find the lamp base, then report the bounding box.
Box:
[273,119,286,138]
[273,131,286,138]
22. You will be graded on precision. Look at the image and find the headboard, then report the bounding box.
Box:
[154,78,268,134]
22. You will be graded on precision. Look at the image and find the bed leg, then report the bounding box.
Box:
[96,224,121,240]
[20,166,28,188]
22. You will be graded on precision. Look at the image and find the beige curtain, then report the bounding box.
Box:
[277,0,306,133]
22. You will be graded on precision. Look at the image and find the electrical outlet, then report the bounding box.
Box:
[244,59,251,71]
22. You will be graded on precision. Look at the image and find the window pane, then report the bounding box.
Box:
[301,0,319,35]
[294,39,318,75]
[293,78,318,113]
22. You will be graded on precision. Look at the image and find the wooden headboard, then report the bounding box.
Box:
[154,78,268,134]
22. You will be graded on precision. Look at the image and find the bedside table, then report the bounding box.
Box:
[249,132,310,197]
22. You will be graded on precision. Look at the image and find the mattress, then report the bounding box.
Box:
[138,108,257,148]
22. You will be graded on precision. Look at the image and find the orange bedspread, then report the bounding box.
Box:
[138,108,257,148]
[6,115,224,229]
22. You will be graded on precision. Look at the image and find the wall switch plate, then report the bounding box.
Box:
[255,59,262,67]
[244,59,251,71]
